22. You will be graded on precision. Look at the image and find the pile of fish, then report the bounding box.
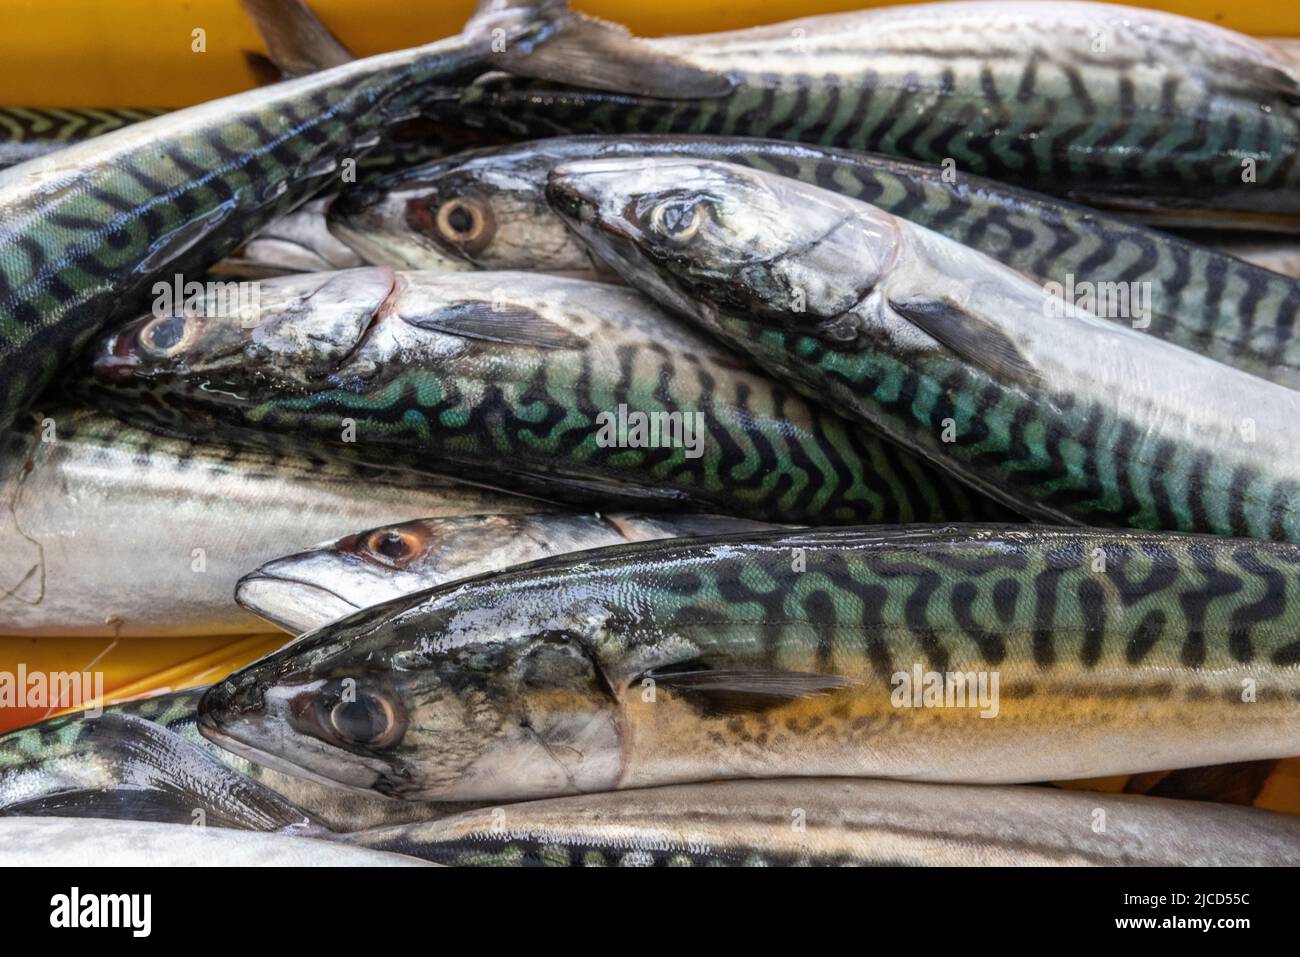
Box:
[1,0,1299,866]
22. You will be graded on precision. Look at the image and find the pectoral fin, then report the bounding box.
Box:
[643,664,855,716]
[889,294,1040,386]
[403,301,589,349]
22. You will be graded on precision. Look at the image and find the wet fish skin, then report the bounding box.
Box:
[550,158,1300,541]
[0,0,564,435]
[238,511,779,634]
[0,407,534,637]
[0,107,168,169]
[330,135,1300,388]
[0,817,430,866]
[345,778,1300,866]
[199,525,1300,802]
[451,1,1300,230]
[85,268,1004,525]
[0,689,472,833]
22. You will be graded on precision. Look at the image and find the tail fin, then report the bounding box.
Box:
[245,0,733,100]
[240,0,355,76]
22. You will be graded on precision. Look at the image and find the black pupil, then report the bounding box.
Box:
[447,205,475,234]
[375,532,408,558]
[332,695,388,743]
[146,316,185,350]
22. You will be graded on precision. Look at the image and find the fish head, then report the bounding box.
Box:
[329,146,597,274]
[547,157,902,336]
[236,515,530,633]
[89,267,397,397]
[199,587,626,802]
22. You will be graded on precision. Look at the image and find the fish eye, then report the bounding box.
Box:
[362,527,423,567]
[434,195,494,251]
[296,682,407,750]
[648,198,705,242]
[137,315,194,357]
[329,693,403,747]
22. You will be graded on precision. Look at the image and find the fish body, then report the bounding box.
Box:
[239,511,779,633]
[452,2,1300,230]
[0,689,469,832]
[329,135,1300,388]
[0,107,167,169]
[550,158,1300,541]
[0,408,532,636]
[0,0,564,434]
[86,268,1003,525]
[200,525,1300,802]
[0,817,429,866]
[346,778,1300,866]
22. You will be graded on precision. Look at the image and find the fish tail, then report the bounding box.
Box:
[472,0,734,98]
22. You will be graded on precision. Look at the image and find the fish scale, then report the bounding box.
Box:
[450,2,1300,229]
[0,1,564,435]
[0,406,534,636]
[549,158,1300,541]
[83,270,1007,525]
[343,778,1300,866]
[334,136,1300,386]
[200,525,1300,802]
[0,107,169,170]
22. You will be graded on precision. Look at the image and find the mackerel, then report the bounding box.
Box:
[328,135,1300,387]
[0,0,606,434]
[199,525,1300,802]
[346,778,1300,866]
[0,107,167,169]
[550,158,1300,541]
[449,1,1300,231]
[85,269,1004,525]
[0,688,470,832]
[239,511,778,634]
[0,407,533,636]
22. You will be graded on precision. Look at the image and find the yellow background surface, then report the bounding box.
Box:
[0,0,1296,107]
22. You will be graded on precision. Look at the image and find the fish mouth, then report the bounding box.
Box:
[234,570,361,635]
[198,718,382,796]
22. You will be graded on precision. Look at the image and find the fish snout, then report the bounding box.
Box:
[198,672,266,732]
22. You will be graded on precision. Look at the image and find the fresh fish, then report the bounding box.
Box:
[0,107,167,169]
[449,1,1300,231]
[0,407,534,636]
[328,135,1300,388]
[0,689,472,832]
[549,158,1300,541]
[0,0,605,435]
[199,525,1300,802]
[239,511,779,633]
[0,817,429,866]
[0,711,320,831]
[85,269,1004,525]
[345,778,1300,866]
